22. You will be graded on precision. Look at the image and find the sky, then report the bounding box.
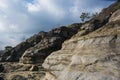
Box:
[0,0,116,50]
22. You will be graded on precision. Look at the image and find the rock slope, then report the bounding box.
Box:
[0,23,81,62]
[0,1,120,80]
[42,3,120,80]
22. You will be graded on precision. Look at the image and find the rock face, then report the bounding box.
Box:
[0,24,82,80]
[109,9,120,22]
[0,62,45,80]
[42,4,120,80]
[29,65,39,71]
[0,31,47,62]
[0,1,120,80]
[0,23,81,63]
[95,1,120,22]
[19,24,81,64]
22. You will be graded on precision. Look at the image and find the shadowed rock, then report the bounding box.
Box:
[0,23,81,63]
[0,64,4,72]
[20,24,82,64]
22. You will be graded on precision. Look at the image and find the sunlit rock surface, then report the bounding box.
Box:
[0,1,120,80]
[43,8,120,80]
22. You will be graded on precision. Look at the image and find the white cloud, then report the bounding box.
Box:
[0,23,6,31]
[27,2,40,12]
[0,0,115,50]
[69,0,113,18]
[0,0,8,9]
[27,0,65,19]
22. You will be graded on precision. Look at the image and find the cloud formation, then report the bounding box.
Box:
[0,0,115,49]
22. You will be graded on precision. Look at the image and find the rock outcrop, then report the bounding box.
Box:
[0,1,120,80]
[19,24,82,64]
[109,9,120,22]
[95,1,120,22]
[42,3,120,80]
[0,31,47,62]
[0,23,81,63]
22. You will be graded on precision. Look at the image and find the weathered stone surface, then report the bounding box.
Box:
[0,62,45,80]
[0,1,120,80]
[43,26,120,80]
[20,24,81,64]
[109,9,120,22]
[42,6,120,80]
[29,65,39,71]
[0,23,81,63]
[0,31,47,62]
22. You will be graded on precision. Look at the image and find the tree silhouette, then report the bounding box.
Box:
[80,12,90,22]
[5,46,12,51]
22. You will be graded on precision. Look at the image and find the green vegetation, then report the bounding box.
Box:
[80,12,90,22]
[80,12,99,22]
[5,46,12,51]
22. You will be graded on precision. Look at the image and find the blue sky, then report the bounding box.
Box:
[0,0,116,50]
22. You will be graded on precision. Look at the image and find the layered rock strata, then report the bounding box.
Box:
[42,9,120,80]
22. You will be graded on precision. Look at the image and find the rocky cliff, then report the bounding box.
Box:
[0,24,81,62]
[0,1,120,80]
[42,2,120,80]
